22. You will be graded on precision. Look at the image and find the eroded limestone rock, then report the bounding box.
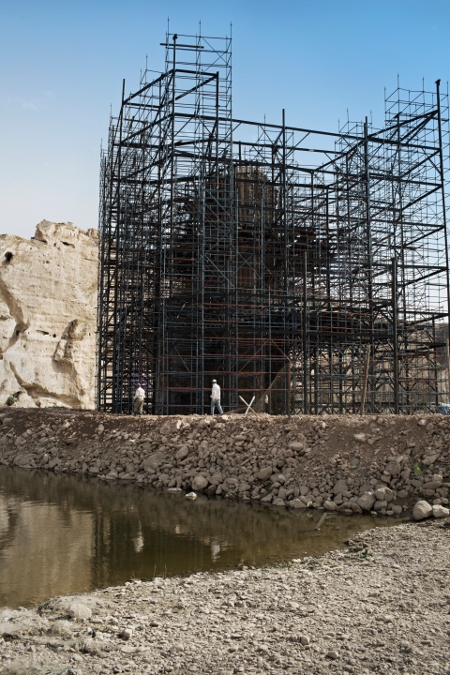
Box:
[0,220,97,408]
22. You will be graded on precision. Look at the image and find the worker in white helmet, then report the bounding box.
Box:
[133,383,145,416]
[210,379,223,415]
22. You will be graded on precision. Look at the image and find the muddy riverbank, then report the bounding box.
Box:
[1,520,449,674]
[1,409,450,516]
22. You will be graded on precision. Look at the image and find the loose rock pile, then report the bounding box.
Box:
[2,409,450,517]
[1,520,450,674]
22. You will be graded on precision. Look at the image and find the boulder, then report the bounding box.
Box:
[191,474,209,491]
[374,486,394,502]
[422,454,439,466]
[142,452,165,472]
[323,500,337,511]
[413,500,433,521]
[385,461,401,476]
[270,473,286,484]
[289,498,304,509]
[278,487,287,500]
[357,492,376,511]
[175,445,190,460]
[120,627,133,640]
[257,466,273,481]
[67,603,92,621]
[349,502,363,514]
[272,497,286,507]
[432,504,449,519]
[423,481,442,490]
[288,441,305,452]
[333,479,348,495]
[161,418,185,435]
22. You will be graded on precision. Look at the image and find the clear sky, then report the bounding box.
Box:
[1,0,449,239]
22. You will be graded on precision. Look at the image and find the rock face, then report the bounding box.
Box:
[0,221,98,408]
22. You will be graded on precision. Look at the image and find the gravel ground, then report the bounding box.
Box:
[1,520,450,675]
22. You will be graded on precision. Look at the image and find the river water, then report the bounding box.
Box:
[0,466,395,608]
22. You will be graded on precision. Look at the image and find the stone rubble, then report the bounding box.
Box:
[1,520,450,674]
[2,409,450,518]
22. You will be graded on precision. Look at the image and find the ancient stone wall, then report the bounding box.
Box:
[0,221,98,408]
[1,409,450,516]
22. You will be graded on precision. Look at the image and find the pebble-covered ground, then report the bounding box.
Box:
[1,520,449,675]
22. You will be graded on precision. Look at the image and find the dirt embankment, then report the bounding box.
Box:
[1,409,450,516]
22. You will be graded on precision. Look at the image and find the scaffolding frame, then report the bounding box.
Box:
[98,31,450,415]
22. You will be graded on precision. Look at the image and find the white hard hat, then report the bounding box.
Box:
[212,379,217,383]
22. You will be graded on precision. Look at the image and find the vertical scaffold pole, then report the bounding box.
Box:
[392,258,399,414]
[436,80,450,406]
[303,250,308,415]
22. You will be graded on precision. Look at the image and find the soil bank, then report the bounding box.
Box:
[1,409,450,516]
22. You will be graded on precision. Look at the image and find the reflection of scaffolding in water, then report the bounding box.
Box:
[98,31,450,415]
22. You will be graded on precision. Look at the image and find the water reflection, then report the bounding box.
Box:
[0,467,394,608]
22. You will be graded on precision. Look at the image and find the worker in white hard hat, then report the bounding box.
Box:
[210,379,223,415]
[133,383,145,416]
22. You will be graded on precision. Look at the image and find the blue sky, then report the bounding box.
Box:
[1,0,449,239]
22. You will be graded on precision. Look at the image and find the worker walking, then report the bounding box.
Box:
[133,383,145,416]
[210,379,223,415]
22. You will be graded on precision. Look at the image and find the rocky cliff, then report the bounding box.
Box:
[0,221,98,408]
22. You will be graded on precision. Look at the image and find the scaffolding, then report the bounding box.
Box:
[98,31,450,415]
